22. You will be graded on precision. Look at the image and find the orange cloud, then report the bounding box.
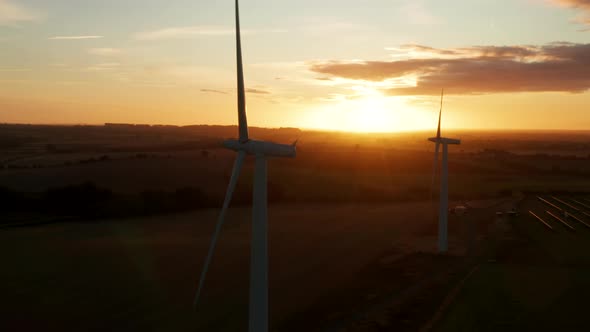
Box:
[309,42,590,96]
[550,0,590,27]
[551,0,590,9]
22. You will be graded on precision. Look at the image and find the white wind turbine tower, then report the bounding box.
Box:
[429,90,460,253]
[193,1,296,331]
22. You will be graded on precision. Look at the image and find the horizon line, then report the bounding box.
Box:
[1,122,589,134]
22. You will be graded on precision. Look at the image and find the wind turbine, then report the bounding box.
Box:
[429,90,460,253]
[193,1,296,331]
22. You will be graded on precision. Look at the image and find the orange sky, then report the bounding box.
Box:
[1,0,589,132]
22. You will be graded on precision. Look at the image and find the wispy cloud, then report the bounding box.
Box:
[246,88,271,95]
[200,88,228,95]
[49,35,103,40]
[200,88,271,95]
[386,44,545,61]
[88,48,123,56]
[549,0,590,27]
[0,0,40,26]
[136,26,234,40]
[135,26,286,40]
[310,42,590,95]
[86,62,121,71]
[0,68,30,72]
[99,65,234,88]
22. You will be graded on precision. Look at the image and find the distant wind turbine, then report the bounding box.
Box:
[429,89,461,253]
[193,1,296,331]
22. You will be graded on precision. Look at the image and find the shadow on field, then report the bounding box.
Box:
[279,251,472,332]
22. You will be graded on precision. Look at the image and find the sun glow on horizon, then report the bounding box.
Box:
[304,91,439,133]
[349,97,398,133]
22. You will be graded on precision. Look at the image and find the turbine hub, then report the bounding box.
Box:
[428,137,461,145]
[223,139,296,158]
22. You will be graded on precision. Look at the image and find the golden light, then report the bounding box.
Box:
[305,88,436,133]
[301,76,445,133]
[347,96,398,133]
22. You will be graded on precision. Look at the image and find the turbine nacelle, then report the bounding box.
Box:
[223,139,296,158]
[428,137,461,145]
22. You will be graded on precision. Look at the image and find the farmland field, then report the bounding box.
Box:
[433,195,590,331]
[1,202,451,331]
[1,125,590,331]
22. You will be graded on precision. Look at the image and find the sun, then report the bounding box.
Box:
[348,97,398,133]
[306,93,407,133]
[304,86,440,133]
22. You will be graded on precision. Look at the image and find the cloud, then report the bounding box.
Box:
[386,44,541,60]
[246,88,271,94]
[549,0,590,27]
[199,88,270,95]
[86,62,121,71]
[135,26,285,41]
[200,88,228,95]
[0,0,39,26]
[309,42,590,96]
[135,26,234,40]
[88,48,123,56]
[0,68,30,72]
[551,0,590,10]
[97,65,234,88]
[49,35,103,40]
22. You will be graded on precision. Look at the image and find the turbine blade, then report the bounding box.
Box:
[236,0,249,142]
[193,150,246,309]
[430,141,440,199]
[436,89,443,139]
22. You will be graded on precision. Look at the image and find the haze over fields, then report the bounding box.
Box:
[1,124,589,222]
